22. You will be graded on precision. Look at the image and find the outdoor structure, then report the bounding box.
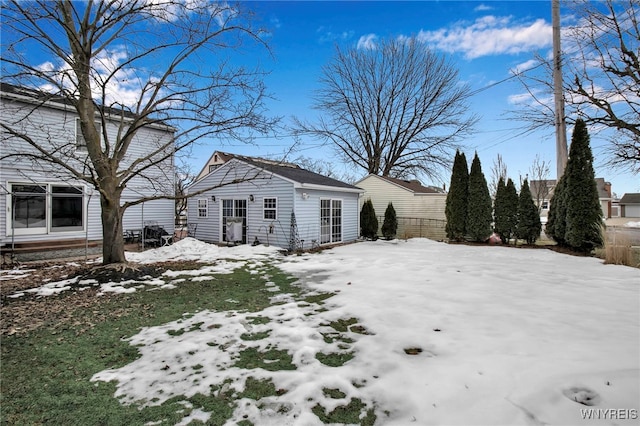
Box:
[619,193,640,218]
[187,155,363,249]
[355,174,447,240]
[0,83,175,260]
[530,178,614,224]
[194,151,235,181]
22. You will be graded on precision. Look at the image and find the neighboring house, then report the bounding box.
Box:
[355,174,447,240]
[195,151,235,181]
[187,155,363,249]
[619,193,640,218]
[0,83,175,257]
[530,178,613,224]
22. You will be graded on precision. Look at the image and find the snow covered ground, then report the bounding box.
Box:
[5,238,639,425]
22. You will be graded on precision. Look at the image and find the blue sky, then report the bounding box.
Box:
[193,0,637,197]
[3,0,635,196]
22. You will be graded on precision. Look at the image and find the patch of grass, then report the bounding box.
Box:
[234,347,295,371]
[240,331,271,341]
[246,315,270,325]
[312,398,377,425]
[321,332,354,345]
[329,317,358,333]
[303,292,335,304]
[1,264,303,426]
[238,377,287,400]
[323,387,346,399]
[315,351,354,367]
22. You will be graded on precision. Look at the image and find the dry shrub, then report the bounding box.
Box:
[604,231,634,267]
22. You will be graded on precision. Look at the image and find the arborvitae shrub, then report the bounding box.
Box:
[381,202,398,239]
[494,177,518,244]
[546,174,567,246]
[466,153,493,242]
[516,178,542,244]
[564,119,604,252]
[360,198,378,239]
[445,150,468,241]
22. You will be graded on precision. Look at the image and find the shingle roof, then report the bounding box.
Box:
[376,175,443,194]
[237,156,361,190]
[620,193,640,204]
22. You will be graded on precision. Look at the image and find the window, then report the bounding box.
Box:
[12,184,46,230]
[75,118,101,151]
[197,199,208,218]
[263,197,277,220]
[51,186,84,231]
[9,183,84,235]
[541,200,549,210]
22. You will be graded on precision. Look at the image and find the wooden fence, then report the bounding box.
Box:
[377,216,447,241]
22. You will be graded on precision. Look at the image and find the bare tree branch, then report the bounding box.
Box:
[294,37,477,182]
[0,0,278,263]
[508,0,639,172]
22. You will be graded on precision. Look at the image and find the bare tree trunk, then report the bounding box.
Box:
[100,188,126,264]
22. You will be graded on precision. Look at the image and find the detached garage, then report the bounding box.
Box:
[187,156,363,250]
[620,193,640,218]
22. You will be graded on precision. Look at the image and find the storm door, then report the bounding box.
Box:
[222,199,247,243]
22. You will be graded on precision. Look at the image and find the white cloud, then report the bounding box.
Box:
[317,26,354,43]
[357,33,378,50]
[474,4,493,12]
[417,16,552,59]
[511,58,540,75]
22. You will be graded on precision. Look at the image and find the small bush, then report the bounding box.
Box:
[381,202,398,239]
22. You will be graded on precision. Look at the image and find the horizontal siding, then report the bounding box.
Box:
[357,175,446,238]
[187,161,360,249]
[188,161,294,247]
[294,188,360,247]
[0,95,174,246]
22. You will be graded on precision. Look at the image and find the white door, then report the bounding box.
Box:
[320,199,342,244]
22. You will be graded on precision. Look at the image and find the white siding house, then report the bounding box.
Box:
[187,156,362,249]
[355,174,447,240]
[0,83,175,257]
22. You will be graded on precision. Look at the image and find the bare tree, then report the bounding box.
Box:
[294,37,477,181]
[489,154,508,199]
[528,154,552,212]
[510,0,639,172]
[0,1,277,264]
[175,165,195,227]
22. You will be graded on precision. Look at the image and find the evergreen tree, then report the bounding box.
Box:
[564,119,604,252]
[493,177,508,243]
[503,178,519,244]
[466,152,493,242]
[546,174,567,246]
[516,178,542,244]
[381,202,398,239]
[494,177,519,244]
[360,198,378,239]
[445,150,469,241]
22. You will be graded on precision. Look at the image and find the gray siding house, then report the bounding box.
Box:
[1,83,175,256]
[187,156,363,249]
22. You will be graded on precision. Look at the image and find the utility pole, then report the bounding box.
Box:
[552,0,568,179]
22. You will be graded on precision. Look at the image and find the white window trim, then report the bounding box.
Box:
[197,198,208,218]
[6,182,87,236]
[263,197,277,220]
